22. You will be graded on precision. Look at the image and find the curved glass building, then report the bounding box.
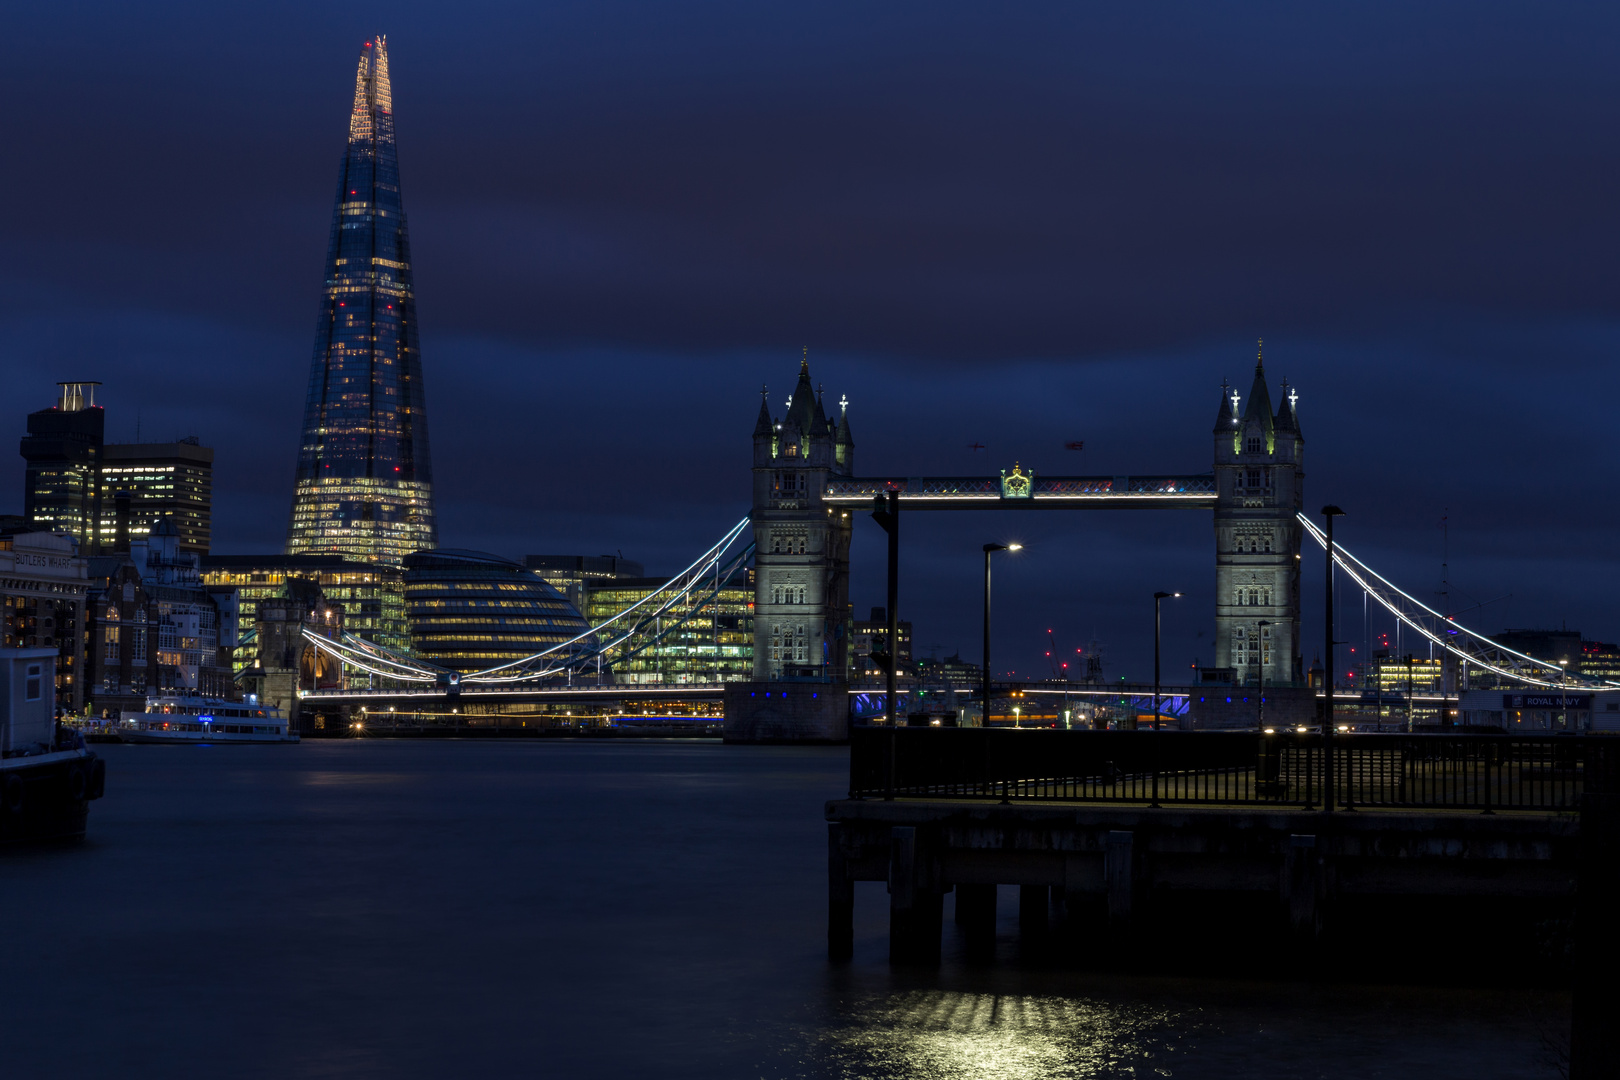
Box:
[286,34,436,565]
[404,550,591,673]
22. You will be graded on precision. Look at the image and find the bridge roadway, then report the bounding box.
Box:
[821,474,1217,511]
[299,679,1210,709]
[301,679,1422,712]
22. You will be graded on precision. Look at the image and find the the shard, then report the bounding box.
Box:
[286,34,437,565]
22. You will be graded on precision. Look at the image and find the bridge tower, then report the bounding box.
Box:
[1213,347,1305,687]
[750,357,854,680]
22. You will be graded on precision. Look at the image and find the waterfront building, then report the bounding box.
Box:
[584,569,754,684]
[1212,351,1305,688]
[849,608,912,680]
[524,554,644,614]
[20,382,103,552]
[200,554,408,675]
[84,520,229,714]
[404,550,588,673]
[286,34,436,565]
[0,526,88,712]
[98,438,213,554]
[749,358,854,680]
[83,557,158,717]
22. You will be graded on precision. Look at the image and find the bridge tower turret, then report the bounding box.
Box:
[751,356,854,680]
[1213,344,1305,688]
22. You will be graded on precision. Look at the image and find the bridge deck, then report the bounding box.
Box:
[822,474,1217,510]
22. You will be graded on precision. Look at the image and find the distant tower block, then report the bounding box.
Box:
[1213,343,1305,686]
[286,35,437,565]
[750,356,854,680]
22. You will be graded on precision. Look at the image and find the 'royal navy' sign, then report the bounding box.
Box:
[1503,693,1591,710]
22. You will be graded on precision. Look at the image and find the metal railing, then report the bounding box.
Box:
[849,728,1620,811]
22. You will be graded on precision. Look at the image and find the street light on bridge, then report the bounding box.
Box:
[982,543,1022,728]
[1152,591,1182,732]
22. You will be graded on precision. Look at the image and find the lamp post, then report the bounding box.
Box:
[1257,619,1270,732]
[1560,659,1569,730]
[1322,505,1345,813]
[1152,591,1182,731]
[982,543,1022,727]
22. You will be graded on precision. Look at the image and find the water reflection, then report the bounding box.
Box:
[813,990,1189,1079]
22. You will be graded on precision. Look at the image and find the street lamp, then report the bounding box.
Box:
[1257,619,1270,732]
[1322,505,1346,813]
[1152,591,1182,731]
[982,543,1023,727]
[1559,659,1569,730]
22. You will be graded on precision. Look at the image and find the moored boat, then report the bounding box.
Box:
[117,696,298,744]
[2,647,105,844]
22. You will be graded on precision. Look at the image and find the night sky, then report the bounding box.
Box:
[2,2,1617,681]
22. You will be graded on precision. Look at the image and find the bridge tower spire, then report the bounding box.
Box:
[1213,343,1305,690]
[751,355,854,681]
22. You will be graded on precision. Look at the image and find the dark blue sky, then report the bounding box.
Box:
[2,2,1617,680]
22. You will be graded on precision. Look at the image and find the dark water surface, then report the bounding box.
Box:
[1,741,1566,1078]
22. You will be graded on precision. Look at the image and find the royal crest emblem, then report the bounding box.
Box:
[1000,462,1033,499]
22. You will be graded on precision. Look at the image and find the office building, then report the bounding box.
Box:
[404,550,589,673]
[1582,640,1620,685]
[98,438,214,554]
[584,569,754,684]
[524,554,644,614]
[1368,652,1443,694]
[20,382,103,552]
[200,555,408,675]
[0,525,89,712]
[850,608,912,679]
[286,35,437,565]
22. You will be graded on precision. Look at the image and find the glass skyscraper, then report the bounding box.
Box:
[286,35,436,565]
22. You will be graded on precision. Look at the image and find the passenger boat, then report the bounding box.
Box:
[117,696,298,744]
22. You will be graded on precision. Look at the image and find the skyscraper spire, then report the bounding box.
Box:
[286,35,437,566]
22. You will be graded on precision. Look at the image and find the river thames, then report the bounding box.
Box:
[0,741,1566,1078]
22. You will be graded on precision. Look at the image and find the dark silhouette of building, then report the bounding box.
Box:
[286,34,436,565]
[851,608,912,679]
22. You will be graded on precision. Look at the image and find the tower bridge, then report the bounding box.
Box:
[750,349,1305,689]
[293,348,1618,734]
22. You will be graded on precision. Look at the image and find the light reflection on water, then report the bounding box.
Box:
[815,990,1185,1080]
[0,742,1570,1079]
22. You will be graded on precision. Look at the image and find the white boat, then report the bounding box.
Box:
[117,696,298,744]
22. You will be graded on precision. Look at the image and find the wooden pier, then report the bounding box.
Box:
[827,728,1620,1075]
[827,798,1577,964]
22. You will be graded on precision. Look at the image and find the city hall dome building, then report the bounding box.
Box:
[403,549,590,673]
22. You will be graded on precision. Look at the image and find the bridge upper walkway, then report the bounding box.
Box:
[821,474,1217,510]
